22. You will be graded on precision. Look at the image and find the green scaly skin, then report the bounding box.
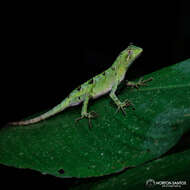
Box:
[9,45,152,128]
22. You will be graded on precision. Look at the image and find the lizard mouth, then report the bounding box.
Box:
[135,50,143,60]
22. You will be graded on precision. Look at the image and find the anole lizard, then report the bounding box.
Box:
[9,44,152,128]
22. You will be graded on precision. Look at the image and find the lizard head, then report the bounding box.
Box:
[127,44,143,58]
[118,44,143,68]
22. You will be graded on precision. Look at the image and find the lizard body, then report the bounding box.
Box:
[9,45,148,127]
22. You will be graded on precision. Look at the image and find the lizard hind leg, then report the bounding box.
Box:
[75,95,98,128]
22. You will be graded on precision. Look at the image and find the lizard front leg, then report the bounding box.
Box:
[109,82,132,115]
[126,77,153,89]
[75,95,97,128]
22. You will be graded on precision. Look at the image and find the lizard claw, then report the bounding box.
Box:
[115,99,132,115]
[137,77,153,88]
[75,111,98,128]
[89,111,98,118]
[126,77,153,89]
[75,116,84,123]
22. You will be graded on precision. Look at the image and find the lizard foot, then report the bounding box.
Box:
[115,99,133,115]
[126,77,153,89]
[75,111,98,128]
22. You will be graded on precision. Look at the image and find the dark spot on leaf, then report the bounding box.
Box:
[102,72,105,76]
[111,67,115,71]
[146,149,150,152]
[132,107,136,110]
[173,126,177,130]
[58,169,65,174]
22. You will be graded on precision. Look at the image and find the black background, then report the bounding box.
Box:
[0,1,189,189]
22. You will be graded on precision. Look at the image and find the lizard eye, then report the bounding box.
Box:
[128,50,133,55]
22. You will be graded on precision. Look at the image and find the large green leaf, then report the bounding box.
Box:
[70,149,190,190]
[0,59,190,178]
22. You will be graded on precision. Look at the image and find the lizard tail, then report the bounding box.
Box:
[8,99,69,126]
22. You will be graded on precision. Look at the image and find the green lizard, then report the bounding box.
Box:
[9,44,152,128]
